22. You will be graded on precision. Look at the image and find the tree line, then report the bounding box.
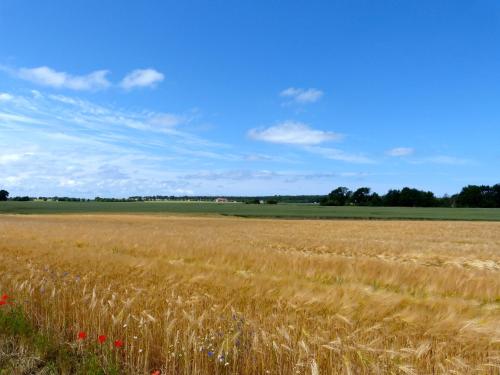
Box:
[1,184,499,207]
[320,184,500,208]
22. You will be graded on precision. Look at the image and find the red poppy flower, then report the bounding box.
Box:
[114,339,123,348]
[1,294,8,300]
[0,300,6,306]
[77,331,87,340]
[98,335,107,344]
[151,371,161,375]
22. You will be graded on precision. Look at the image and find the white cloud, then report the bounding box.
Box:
[58,178,79,187]
[2,66,165,92]
[0,153,29,165]
[4,175,25,185]
[120,68,164,89]
[17,66,110,91]
[248,122,371,164]
[0,93,13,101]
[280,87,323,104]
[248,121,342,145]
[387,147,414,157]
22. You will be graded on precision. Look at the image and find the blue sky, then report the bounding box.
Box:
[1,0,499,197]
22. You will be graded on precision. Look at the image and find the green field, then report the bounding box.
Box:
[0,200,499,220]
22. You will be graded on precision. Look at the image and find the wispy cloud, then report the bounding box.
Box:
[16,66,111,91]
[0,91,320,196]
[0,93,13,101]
[304,146,374,164]
[149,113,185,128]
[386,147,414,157]
[0,91,242,195]
[120,68,164,89]
[0,111,47,125]
[181,169,363,184]
[0,152,35,165]
[248,121,342,145]
[417,155,472,165]
[280,87,323,104]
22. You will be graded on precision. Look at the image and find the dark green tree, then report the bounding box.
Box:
[350,187,371,205]
[493,184,500,208]
[245,199,261,204]
[383,189,401,206]
[369,192,383,206]
[0,189,9,201]
[456,185,488,207]
[321,187,351,206]
[398,187,437,207]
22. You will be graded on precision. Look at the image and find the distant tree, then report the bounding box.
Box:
[368,192,383,206]
[12,196,31,201]
[321,187,351,206]
[383,189,401,206]
[382,187,437,207]
[0,189,8,201]
[245,199,261,204]
[399,187,417,206]
[439,194,453,207]
[399,187,437,207]
[266,199,278,204]
[456,185,487,207]
[350,187,371,205]
[455,184,500,208]
[493,184,500,208]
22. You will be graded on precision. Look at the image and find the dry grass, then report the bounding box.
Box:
[0,214,499,374]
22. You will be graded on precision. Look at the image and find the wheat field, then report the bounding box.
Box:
[0,214,499,374]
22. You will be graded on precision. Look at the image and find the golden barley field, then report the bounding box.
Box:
[0,214,499,374]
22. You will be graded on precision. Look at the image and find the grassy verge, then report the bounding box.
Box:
[0,304,119,374]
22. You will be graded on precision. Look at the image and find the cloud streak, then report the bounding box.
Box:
[304,146,374,164]
[414,155,473,165]
[280,87,323,104]
[387,147,414,157]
